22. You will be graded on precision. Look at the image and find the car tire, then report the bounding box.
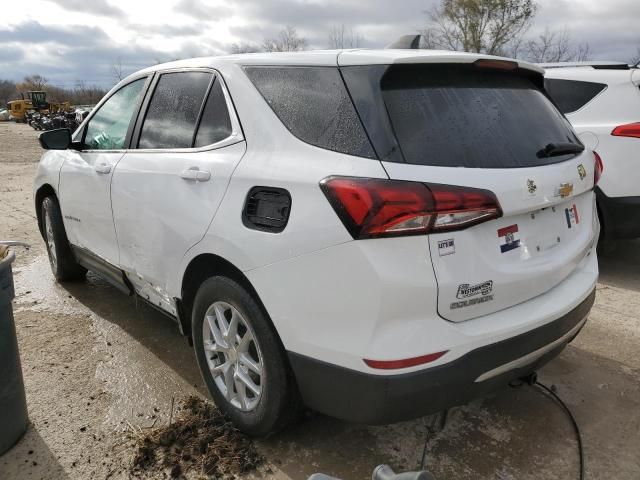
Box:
[192,276,300,436]
[41,196,86,281]
[596,207,616,256]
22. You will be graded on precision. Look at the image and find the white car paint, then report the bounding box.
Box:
[34,50,599,383]
[544,64,640,199]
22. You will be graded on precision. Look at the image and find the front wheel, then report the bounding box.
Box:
[41,196,86,281]
[191,276,300,436]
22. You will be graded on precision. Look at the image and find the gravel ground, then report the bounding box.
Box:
[0,121,639,480]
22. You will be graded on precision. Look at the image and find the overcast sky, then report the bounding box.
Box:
[1,0,638,89]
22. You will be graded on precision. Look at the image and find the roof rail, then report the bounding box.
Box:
[538,61,631,70]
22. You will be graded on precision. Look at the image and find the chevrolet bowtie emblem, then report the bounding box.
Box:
[557,182,574,198]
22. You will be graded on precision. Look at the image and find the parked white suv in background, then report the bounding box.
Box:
[543,61,640,246]
[34,50,599,435]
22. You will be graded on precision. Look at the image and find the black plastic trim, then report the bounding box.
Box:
[71,245,133,296]
[288,288,595,425]
[242,186,292,233]
[596,187,640,239]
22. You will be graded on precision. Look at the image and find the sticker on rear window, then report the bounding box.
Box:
[437,238,455,256]
[565,204,580,228]
[497,224,520,253]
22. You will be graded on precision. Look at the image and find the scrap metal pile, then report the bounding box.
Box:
[25,108,91,132]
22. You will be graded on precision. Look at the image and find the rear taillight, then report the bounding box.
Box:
[594,151,604,186]
[320,176,502,239]
[611,122,640,138]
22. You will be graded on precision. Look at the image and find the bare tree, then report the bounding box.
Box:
[328,24,363,49]
[423,0,537,55]
[230,42,262,54]
[20,74,49,90]
[0,79,17,105]
[112,57,125,82]
[630,45,640,65]
[262,25,307,52]
[524,28,590,62]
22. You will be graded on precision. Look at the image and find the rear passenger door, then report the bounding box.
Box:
[110,69,246,314]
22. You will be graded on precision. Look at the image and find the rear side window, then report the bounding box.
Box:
[344,64,579,169]
[194,78,233,147]
[544,78,607,114]
[139,71,212,149]
[244,66,376,159]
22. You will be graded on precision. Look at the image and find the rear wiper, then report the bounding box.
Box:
[537,142,585,158]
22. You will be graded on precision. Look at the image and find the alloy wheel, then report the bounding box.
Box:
[44,209,57,271]
[202,301,264,412]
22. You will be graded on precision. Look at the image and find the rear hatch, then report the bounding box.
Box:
[341,58,598,322]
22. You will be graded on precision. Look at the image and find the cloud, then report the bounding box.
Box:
[0,20,227,89]
[174,0,233,20]
[44,0,125,18]
[0,21,110,46]
[227,0,433,47]
[1,0,639,89]
[127,23,204,38]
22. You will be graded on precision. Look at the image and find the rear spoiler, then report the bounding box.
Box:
[539,61,632,70]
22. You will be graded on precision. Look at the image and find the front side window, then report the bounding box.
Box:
[84,78,146,150]
[138,71,212,149]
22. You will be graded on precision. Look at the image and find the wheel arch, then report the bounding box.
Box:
[179,253,280,344]
[35,183,57,239]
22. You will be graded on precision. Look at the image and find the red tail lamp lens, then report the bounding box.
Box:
[594,151,603,186]
[611,122,640,139]
[320,177,502,239]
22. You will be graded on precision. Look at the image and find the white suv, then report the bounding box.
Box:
[34,50,599,435]
[543,61,640,245]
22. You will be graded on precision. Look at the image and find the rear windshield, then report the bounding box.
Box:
[343,64,580,168]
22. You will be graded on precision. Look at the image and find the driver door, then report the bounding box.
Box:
[58,76,151,265]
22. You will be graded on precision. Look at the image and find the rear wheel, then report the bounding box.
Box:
[41,196,86,281]
[192,276,300,436]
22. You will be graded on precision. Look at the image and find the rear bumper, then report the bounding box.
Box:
[596,188,640,239]
[288,288,595,425]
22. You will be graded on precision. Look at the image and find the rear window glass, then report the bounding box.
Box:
[244,66,376,159]
[344,64,579,169]
[194,78,232,147]
[139,71,212,149]
[544,78,607,114]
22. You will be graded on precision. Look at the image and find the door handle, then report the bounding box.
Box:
[180,167,211,182]
[95,163,112,174]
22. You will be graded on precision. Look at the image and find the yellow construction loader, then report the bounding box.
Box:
[7,91,72,122]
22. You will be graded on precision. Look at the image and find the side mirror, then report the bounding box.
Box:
[39,128,71,150]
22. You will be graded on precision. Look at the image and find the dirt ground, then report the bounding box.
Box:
[0,121,639,480]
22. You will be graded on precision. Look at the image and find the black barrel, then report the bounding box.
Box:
[0,247,28,454]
